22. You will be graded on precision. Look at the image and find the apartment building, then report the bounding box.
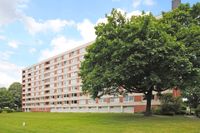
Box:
[22,42,165,113]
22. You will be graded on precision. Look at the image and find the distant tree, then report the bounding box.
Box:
[8,82,22,109]
[80,8,197,116]
[0,89,14,109]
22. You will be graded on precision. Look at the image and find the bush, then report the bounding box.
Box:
[195,105,200,118]
[152,107,161,115]
[0,109,2,113]
[159,93,183,115]
[3,107,14,113]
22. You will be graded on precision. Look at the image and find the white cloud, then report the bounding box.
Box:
[8,40,21,48]
[97,8,147,25]
[39,35,86,61]
[132,0,155,8]
[77,19,96,42]
[0,0,28,26]
[29,48,36,54]
[96,17,108,24]
[0,60,22,87]
[132,0,142,8]
[22,16,75,35]
[0,51,14,60]
[0,35,6,41]
[144,0,155,6]
[39,19,96,61]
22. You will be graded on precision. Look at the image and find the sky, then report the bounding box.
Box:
[0,0,199,87]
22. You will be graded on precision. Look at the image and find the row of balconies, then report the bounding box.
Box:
[22,51,85,76]
[22,62,80,78]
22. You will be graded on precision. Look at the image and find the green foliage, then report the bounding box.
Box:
[159,94,183,115]
[0,109,2,113]
[0,82,22,110]
[195,105,200,118]
[0,87,7,91]
[161,3,200,91]
[0,89,14,109]
[8,82,22,109]
[3,107,14,113]
[183,86,200,109]
[80,3,200,115]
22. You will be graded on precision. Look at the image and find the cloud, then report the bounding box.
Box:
[132,0,155,8]
[39,19,96,61]
[29,48,36,54]
[0,0,28,26]
[0,51,14,60]
[8,40,21,48]
[0,35,6,41]
[39,35,86,61]
[96,17,108,24]
[77,19,96,42]
[132,0,142,8]
[97,8,147,25]
[38,8,148,61]
[143,0,155,6]
[22,16,75,35]
[0,60,22,87]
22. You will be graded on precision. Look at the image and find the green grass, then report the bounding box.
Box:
[0,113,200,133]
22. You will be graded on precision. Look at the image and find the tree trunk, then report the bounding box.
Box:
[145,89,153,116]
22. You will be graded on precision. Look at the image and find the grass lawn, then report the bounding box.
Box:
[0,113,200,133]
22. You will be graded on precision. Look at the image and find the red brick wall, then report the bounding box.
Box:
[134,105,146,112]
[134,96,142,102]
[173,88,181,97]
[134,105,158,113]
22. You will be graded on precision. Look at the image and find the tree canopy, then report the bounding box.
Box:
[8,82,22,109]
[80,3,200,116]
[0,82,22,110]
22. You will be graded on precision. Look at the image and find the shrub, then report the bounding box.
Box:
[159,93,183,115]
[3,107,14,113]
[0,109,2,113]
[195,105,200,118]
[152,107,161,115]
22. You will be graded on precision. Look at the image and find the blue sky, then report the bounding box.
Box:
[0,0,199,87]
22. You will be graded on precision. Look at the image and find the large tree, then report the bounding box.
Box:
[8,82,22,109]
[80,4,199,116]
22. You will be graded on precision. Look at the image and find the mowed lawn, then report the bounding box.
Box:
[0,113,200,133]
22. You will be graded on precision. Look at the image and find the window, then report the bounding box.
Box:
[71,86,78,91]
[124,95,134,102]
[71,72,78,77]
[110,97,119,103]
[99,98,104,103]
[71,79,76,85]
